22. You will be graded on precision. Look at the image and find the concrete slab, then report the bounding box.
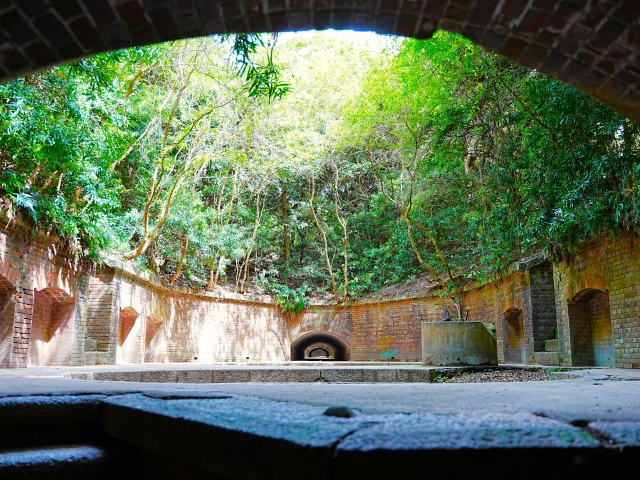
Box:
[102,393,364,480]
[2,365,640,479]
[176,370,213,383]
[141,370,178,383]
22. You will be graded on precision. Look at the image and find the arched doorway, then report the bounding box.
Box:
[568,288,614,366]
[28,287,75,366]
[502,307,525,364]
[291,332,349,361]
[144,312,165,363]
[0,275,15,367]
[0,3,636,123]
[118,307,142,364]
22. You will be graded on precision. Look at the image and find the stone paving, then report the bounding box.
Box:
[2,363,640,478]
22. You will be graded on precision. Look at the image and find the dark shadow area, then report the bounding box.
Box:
[291,332,349,361]
[503,308,525,364]
[0,275,15,366]
[568,289,614,367]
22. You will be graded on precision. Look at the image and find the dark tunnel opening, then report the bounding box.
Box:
[291,332,350,361]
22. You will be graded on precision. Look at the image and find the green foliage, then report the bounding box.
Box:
[0,30,637,298]
[266,282,309,314]
[228,34,290,101]
[378,348,398,364]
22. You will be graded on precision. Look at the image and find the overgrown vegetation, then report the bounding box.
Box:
[0,30,637,300]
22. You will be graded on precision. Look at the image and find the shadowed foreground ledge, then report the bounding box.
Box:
[1,367,640,479]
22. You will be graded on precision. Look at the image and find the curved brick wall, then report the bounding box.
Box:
[0,1,638,122]
[0,220,638,368]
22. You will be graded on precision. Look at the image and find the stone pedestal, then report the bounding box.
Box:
[422,322,498,366]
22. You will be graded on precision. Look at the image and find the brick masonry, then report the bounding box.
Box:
[0,1,638,122]
[554,234,640,368]
[0,221,639,368]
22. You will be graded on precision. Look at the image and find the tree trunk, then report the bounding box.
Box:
[333,167,349,302]
[169,234,189,283]
[308,175,338,297]
[240,193,263,294]
[280,182,291,284]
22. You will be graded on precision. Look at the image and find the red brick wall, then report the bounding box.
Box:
[503,310,525,364]
[2,218,640,368]
[0,287,15,366]
[554,234,638,367]
[591,291,614,366]
[0,221,88,368]
[28,289,77,366]
[529,263,558,352]
[461,272,528,364]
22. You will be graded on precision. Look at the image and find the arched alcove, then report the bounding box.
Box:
[304,342,335,360]
[118,306,142,364]
[502,307,525,364]
[0,2,637,122]
[28,287,75,366]
[291,332,349,361]
[567,288,614,366]
[144,312,165,363]
[0,275,15,367]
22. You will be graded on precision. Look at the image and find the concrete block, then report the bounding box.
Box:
[102,393,363,480]
[0,395,105,427]
[92,371,142,382]
[535,352,560,366]
[141,371,178,383]
[362,369,396,382]
[211,370,251,383]
[422,322,498,366]
[321,369,363,383]
[589,421,640,447]
[396,369,431,383]
[83,352,110,366]
[176,370,214,384]
[250,369,287,382]
[0,445,109,478]
[286,369,322,382]
[545,339,559,352]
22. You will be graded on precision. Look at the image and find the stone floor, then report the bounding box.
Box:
[2,363,640,421]
[2,363,640,479]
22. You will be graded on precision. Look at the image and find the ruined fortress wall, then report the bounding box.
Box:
[554,235,640,368]
[1,221,639,368]
[0,222,88,367]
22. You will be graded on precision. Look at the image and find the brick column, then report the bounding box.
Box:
[70,274,90,366]
[85,269,118,365]
[10,267,35,368]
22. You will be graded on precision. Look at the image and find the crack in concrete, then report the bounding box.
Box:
[569,419,619,449]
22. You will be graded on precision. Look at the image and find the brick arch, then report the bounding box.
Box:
[0,275,14,291]
[118,306,142,363]
[119,307,139,345]
[144,312,165,362]
[567,287,613,366]
[39,287,75,305]
[29,287,76,366]
[567,272,608,301]
[0,2,639,122]
[502,307,524,364]
[291,331,350,361]
[0,274,15,367]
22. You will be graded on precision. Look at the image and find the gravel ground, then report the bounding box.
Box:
[434,369,550,383]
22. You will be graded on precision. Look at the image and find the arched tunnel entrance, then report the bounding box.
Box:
[568,288,614,367]
[291,332,350,361]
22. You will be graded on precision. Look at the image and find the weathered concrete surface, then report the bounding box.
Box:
[1,365,640,478]
[0,445,110,479]
[0,365,640,422]
[422,322,498,366]
[535,351,561,366]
